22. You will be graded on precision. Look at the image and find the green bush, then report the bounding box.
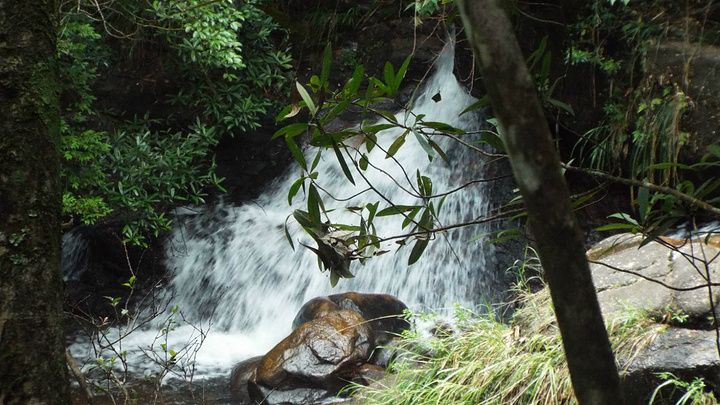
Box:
[58,0,292,243]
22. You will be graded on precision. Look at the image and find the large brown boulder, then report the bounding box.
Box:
[230,356,263,404]
[292,292,410,345]
[248,309,373,405]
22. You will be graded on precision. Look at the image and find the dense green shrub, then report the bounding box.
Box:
[59,0,292,243]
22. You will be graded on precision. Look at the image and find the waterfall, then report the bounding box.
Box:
[66,43,516,380]
[62,230,89,282]
[160,43,512,375]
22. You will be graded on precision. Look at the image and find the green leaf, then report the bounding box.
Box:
[481,130,506,152]
[320,99,351,125]
[640,219,679,248]
[402,206,422,229]
[371,77,391,96]
[365,132,378,152]
[540,50,552,83]
[421,121,466,135]
[366,201,379,224]
[413,129,435,159]
[336,265,355,279]
[485,229,525,245]
[373,109,398,124]
[363,123,396,135]
[276,104,295,122]
[272,123,308,140]
[460,96,489,116]
[296,82,316,115]
[320,42,332,88]
[383,61,396,96]
[429,140,450,163]
[327,223,363,232]
[310,149,322,171]
[395,55,412,89]
[417,170,432,197]
[695,177,720,199]
[285,136,307,171]
[645,162,692,170]
[376,205,420,217]
[309,129,354,147]
[408,237,429,265]
[594,223,638,232]
[386,130,409,159]
[332,142,355,185]
[607,212,639,226]
[527,36,547,72]
[343,65,364,98]
[293,209,315,231]
[308,184,323,224]
[361,80,377,118]
[288,177,304,205]
[706,143,720,159]
[330,270,339,287]
[437,195,448,215]
[359,154,369,171]
[284,215,295,250]
[416,206,433,229]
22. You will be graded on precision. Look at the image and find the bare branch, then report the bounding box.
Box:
[562,164,720,217]
[589,260,720,292]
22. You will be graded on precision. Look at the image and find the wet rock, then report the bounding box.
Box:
[230,356,263,404]
[292,298,342,329]
[368,336,403,369]
[248,309,373,405]
[293,292,410,344]
[430,320,455,339]
[588,233,720,401]
[349,363,386,386]
[623,328,720,403]
[628,328,720,374]
[589,233,720,321]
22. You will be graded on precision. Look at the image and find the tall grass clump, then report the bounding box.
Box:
[356,286,661,405]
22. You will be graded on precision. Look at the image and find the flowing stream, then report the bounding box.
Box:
[67,43,515,381]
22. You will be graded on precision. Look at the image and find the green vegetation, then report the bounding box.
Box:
[562,0,720,244]
[59,0,291,244]
[568,0,709,186]
[352,286,716,405]
[650,374,718,405]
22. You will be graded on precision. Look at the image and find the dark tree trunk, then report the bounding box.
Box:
[0,0,69,403]
[455,1,624,404]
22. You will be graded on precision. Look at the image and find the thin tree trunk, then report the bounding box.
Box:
[455,1,624,404]
[0,0,69,403]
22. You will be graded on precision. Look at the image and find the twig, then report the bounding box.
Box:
[562,164,720,217]
[66,348,95,404]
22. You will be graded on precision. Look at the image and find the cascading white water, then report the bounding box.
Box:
[67,43,514,380]
[158,43,510,375]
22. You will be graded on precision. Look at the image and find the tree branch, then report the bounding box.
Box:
[562,164,720,218]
